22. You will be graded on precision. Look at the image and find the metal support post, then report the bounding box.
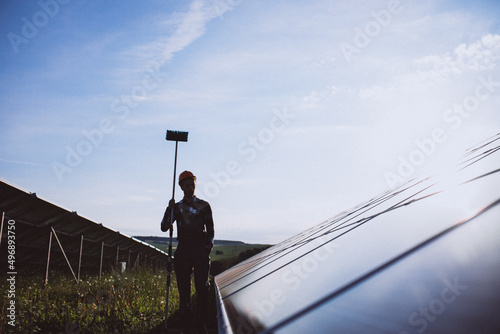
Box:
[134,253,140,270]
[99,241,104,280]
[0,212,5,248]
[51,227,78,283]
[128,249,131,271]
[78,235,84,283]
[115,246,120,267]
[45,230,53,286]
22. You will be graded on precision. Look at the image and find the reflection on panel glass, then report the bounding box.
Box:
[273,204,500,334]
[215,134,500,334]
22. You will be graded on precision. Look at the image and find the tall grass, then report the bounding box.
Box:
[0,268,198,333]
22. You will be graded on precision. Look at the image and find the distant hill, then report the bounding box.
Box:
[134,236,247,246]
[135,236,272,276]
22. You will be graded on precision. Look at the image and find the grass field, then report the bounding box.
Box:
[0,268,212,334]
[0,243,270,333]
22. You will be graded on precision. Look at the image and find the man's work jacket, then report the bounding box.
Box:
[161,196,214,251]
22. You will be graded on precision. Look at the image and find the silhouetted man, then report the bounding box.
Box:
[161,170,214,334]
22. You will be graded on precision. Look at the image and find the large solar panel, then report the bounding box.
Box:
[0,181,168,276]
[215,133,500,333]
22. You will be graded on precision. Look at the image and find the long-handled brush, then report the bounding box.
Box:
[164,130,188,332]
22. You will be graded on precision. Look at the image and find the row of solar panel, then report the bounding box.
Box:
[215,133,500,333]
[0,181,168,277]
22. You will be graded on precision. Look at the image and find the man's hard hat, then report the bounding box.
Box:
[179,170,196,185]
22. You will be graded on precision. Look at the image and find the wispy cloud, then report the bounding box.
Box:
[0,158,46,167]
[358,34,500,102]
[2,0,499,244]
[125,0,238,71]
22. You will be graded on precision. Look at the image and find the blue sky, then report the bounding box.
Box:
[1,0,499,244]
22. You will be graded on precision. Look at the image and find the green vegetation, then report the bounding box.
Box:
[0,269,200,333]
[0,242,271,333]
[209,244,271,276]
[148,242,271,276]
[210,243,269,261]
[140,237,272,276]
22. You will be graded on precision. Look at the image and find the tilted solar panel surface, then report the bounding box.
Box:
[215,133,500,334]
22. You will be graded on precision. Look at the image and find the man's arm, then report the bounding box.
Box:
[160,199,176,232]
[204,203,215,253]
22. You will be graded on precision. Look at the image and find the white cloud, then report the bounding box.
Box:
[302,86,343,108]
[415,34,500,73]
[3,0,500,244]
[356,34,500,104]
[454,34,500,69]
[358,84,391,100]
[125,0,238,71]
[0,158,46,167]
